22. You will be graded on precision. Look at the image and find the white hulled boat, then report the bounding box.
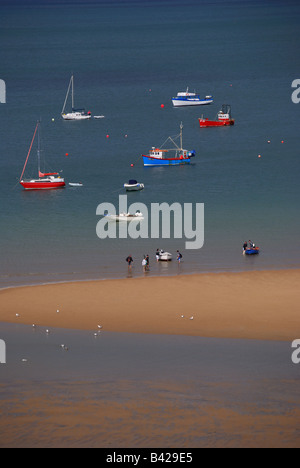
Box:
[157,250,172,261]
[172,88,213,107]
[105,212,144,222]
[61,75,92,120]
[124,180,145,191]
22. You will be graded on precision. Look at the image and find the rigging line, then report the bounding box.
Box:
[132,154,143,165]
[110,186,124,194]
[19,121,39,181]
[12,179,21,190]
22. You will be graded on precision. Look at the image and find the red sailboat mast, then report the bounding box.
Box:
[19,121,39,182]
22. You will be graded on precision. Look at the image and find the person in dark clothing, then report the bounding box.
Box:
[126,255,133,267]
[177,250,183,263]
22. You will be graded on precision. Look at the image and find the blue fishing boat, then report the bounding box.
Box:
[172,88,213,107]
[142,123,196,167]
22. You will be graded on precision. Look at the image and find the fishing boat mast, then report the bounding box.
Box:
[180,122,183,150]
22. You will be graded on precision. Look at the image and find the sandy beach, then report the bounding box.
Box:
[1,269,300,341]
[1,270,300,448]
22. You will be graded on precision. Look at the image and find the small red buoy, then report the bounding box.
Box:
[161,104,165,108]
[106,134,110,138]
[281,140,284,144]
[131,164,134,167]
[258,154,261,158]
[65,153,69,157]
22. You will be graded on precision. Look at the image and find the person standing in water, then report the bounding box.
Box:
[177,251,183,263]
[126,255,133,268]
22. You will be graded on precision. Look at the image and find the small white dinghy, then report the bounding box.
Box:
[69,183,83,187]
[157,249,172,261]
[124,180,145,191]
[106,211,144,222]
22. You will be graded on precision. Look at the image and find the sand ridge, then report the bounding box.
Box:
[1,269,300,341]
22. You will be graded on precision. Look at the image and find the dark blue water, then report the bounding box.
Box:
[0,0,300,287]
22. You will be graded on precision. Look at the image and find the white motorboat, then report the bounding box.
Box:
[124,180,145,191]
[69,182,83,187]
[106,211,144,222]
[61,75,92,120]
[157,250,172,261]
[172,88,213,107]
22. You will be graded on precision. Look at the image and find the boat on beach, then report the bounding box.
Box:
[244,247,260,255]
[61,75,92,120]
[172,88,213,107]
[142,123,196,166]
[156,250,173,261]
[199,104,235,127]
[106,212,144,222]
[19,121,65,191]
[124,180,145,191]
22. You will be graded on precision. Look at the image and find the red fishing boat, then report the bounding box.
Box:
[20,121,65,190]
[199,104,235,127]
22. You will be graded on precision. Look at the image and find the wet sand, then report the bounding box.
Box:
[0,269,300,340]
[0,325,299,448]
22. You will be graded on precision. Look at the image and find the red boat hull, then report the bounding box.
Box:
[20,181,66,190]
[199,118,235,128]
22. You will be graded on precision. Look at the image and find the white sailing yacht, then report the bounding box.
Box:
[61,75,92,120]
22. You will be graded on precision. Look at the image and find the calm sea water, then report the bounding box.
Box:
[0,0,300,287]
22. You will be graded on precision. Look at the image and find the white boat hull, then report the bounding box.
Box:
[172,98,213,107]
[62,113,91,120]
[158,251,172,261]
[106,213,144,222]
[124,183,144,191]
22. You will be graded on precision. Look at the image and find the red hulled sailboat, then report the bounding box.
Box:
[20,121,65,190]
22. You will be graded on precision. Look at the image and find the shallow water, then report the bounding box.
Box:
[0,0,300,287]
